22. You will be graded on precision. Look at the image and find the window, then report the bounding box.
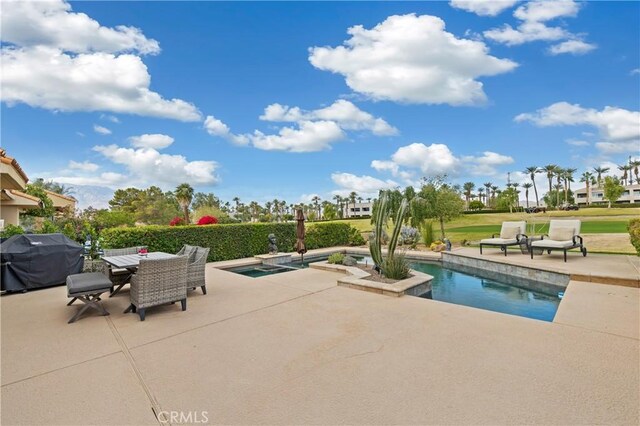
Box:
[362,207,370,212]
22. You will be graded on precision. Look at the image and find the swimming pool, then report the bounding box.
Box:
[226,254,562,321]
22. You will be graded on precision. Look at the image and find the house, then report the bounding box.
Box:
[0,149,40,227]
[0,149,77,229]
[343,202,373,218]
[574,183,640,205]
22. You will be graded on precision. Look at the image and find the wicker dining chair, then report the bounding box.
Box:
[102,246,146,296]
[124,256,188,321]
[187,247,210,295]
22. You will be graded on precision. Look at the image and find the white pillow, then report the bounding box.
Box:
[549,228,575,241]
[500,226,520,239]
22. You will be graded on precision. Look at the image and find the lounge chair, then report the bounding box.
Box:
[530,220,587,262]
[124,256,188,321]
[187,246,209,295]
[479,221,527,256]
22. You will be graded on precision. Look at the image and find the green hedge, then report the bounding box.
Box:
[100,222,356,261]
[629,219,640,256]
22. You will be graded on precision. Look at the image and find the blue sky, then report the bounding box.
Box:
[2,0,639,208]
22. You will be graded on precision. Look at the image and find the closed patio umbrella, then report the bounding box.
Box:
[295,208,307,262]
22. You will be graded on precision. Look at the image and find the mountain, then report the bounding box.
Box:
[68,185,115,210]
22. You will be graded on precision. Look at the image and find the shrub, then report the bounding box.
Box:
[381,253,410,280]
[421,220,434,246]
[327,253,345,264]
[38,220,58,234]
[62,223,76,240]
[400,226,420,247]
[348,227,366,246]
[197,215,218,225]
[0,224,24,238]
[468,200,484,211]
[629,219,640,256]
[430,241,445,252]
[169,217,185,226]
[100,222,355,262]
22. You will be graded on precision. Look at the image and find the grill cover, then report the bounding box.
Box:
[1,233,84,292]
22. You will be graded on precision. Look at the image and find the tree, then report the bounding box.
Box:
[31,178,75,196]
[23,184,54,217]
[109,188,143,212]
[580,171,594,205]
[563,168,576,203]
[522,183,533,208]
[468,200,484,211]
[174,183,194,223]
[462,182,475,210]
[413,179,464,240]
[631,160,640,184]
[542,164,558,195]
[593,166,610,187]
[496,187,519,213]
[322,202,338,220]
[524,166,541,206]
[348,191,357,218]
[483,182,493,207]
[477,187,485,204]
[192,192,220,210]
[602,176,624,208]
[312,195,321,220]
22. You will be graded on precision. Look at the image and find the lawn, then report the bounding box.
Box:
[322,207,639,254]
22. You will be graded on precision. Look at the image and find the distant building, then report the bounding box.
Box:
[574,183,640,205]
[343,202,372,218]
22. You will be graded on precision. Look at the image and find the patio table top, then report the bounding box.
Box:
[101,252,178,269]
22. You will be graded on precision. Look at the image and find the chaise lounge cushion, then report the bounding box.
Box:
[67,272,113,295]
[480,237,518,245]
[548,227,575,242]
[500,225,521,240]
[531,239,575,249]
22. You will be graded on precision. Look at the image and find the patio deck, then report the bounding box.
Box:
[1,251,638,425]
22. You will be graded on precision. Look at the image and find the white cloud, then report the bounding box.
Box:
[299,193,322,203]
[566,139,590,147]
[93,124,111,135]
[2,47,202,121]
[260,100,398,136]
[392,143,461,175]
[450,0,518,17]
[548,39,596,56]
[331,173,398,196]
[309,14,517,105]
[101,114,120,123]
[1,0,160,55]
[370,160,399,175]
[516,102,640,153]
[93,144,219,187]
[76,132,85,137]
[206,99,393,152]
[631,69,640,76]
[461,151,514,176]
[484,0,594,54]
[68,160,99,172]
[128,133,174,149]
[52,172,128,188]
[1,1,201,121]
[250,120,345,152]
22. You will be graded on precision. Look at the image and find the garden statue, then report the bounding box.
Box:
[268,233,278,254]
[444,238,452,251]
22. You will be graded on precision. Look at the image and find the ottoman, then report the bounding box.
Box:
[66,272,112,323]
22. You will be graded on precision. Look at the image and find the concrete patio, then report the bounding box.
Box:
[1,251,639,425]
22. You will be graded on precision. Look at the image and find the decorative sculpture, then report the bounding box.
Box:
[268,233,278,254]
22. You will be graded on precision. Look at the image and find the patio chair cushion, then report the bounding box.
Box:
[500,225,520,239]
[480,238,518,245]
[67,272,113,295]
[549,227,575,242]
[531,239,575,249]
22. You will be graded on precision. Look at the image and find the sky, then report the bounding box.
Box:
[2,0,639,209]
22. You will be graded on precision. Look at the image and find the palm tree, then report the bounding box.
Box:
[175,183,194,223]
[522,183,533,208]
[348,191,357,218]
[631,160,640,184]
[483,182,492,207]
[524,166,541,206]
[311,195,321,220]
[462,182,475,209]
[511,182,520,208]
[232,197,240,213]
[542,164,558,195]
[554,167,565,207]
[580,172,593,205]
[593,166,610,187]
[477,187,485,204]
[618,164,632,186]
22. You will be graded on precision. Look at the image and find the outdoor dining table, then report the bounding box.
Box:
[101,252,178,296]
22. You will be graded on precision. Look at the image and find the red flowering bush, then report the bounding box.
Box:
[169,217,185,226]
[197,215,218,225]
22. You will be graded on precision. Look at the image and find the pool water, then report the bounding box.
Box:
[228,255,562,321]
